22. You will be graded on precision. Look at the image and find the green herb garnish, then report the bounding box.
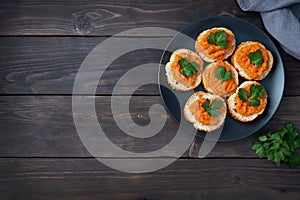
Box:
[250,84,264,98]
[215,66,232,81]
[248,49,264,66]
[249,99,260,106]
[238,84,265,107]
[238,88,248,101]
[207,30,228,49]
[202,98,224,117]
[178,58,200,77]
[252,123,300,168]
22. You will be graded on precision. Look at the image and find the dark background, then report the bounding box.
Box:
[0,1,299,199]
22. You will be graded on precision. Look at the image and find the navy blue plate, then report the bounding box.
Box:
[158,16,284,142]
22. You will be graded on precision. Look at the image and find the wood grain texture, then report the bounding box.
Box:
[0,0,263,36]
[0,37,299,95]
[0,95,299,158]
[0,37,166,95]
[0,158,299,200]
[1,1,299,199]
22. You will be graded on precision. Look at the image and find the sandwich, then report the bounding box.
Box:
[227,81,268,122]
[165,48,203,91]
[231,41,273,80]
[195,27,236,62]
[202,60,239,97]
[184,91,227,132]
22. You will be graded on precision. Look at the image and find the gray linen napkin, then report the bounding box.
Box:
[237,0,300,60]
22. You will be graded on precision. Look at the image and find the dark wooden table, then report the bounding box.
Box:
[1,1,300,199]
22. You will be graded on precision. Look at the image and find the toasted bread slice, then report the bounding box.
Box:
[202,61,239,97]
[231,41,273,80]
[195,27,236,62]
[165,48,203,91]
[227,81,268,122]
[184,91,227,132]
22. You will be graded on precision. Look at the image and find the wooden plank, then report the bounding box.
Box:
[0,37,165,95]
[0,158,299,200]
[0,37,299,95]
[0,0,264,36]
[0,96,299,158]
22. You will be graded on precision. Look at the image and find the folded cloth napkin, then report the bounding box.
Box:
[237,0,300,60]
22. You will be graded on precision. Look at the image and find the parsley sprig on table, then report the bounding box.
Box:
[238,84,265,107]
[252,123,300,168]
[207,30,228,49]
[202,98,224,117]
[248,49,264,66]
[215,66,232,81]
[178,58,200,77]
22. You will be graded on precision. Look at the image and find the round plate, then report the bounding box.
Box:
[158,16,285,142]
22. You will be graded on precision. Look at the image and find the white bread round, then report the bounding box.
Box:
[195,27,236,62]
[184,91,227,132]
[202,61,239,97]
[231,41,273,80]
[165,48,203,91]
[227,81,268,122]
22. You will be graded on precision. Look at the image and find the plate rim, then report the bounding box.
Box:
[158,15,285,142]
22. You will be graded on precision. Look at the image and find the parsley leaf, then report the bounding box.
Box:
[289,153,300,168]
[238,84,265,107]
[178,58,199,77]
[215,66,232,81]
[223,71,232,81]
[238,88,248,101]
[202,98,210,110]
[250,84,264,98]
[207,30,228,49]
[248,49,264,66]
[252,123,300,168]
[201,98,224,117]
[178,57,189,67]
[211,99,224,109]
[249,99,260,106]
[182,64,198,76]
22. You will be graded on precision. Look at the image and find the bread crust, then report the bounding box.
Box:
[195,27,236,62]
[231,41,273,80]
[227,81,268,122]
[184,91,227,132]
[202,61,239,97]
[165,48,203,91]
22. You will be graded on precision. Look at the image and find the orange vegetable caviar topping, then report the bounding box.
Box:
[171,55,201,86]
[235,84,266,116]
[205,61,237,96]
[196,29,234,60]
[189,97,225,125]
[235,43,269,79]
